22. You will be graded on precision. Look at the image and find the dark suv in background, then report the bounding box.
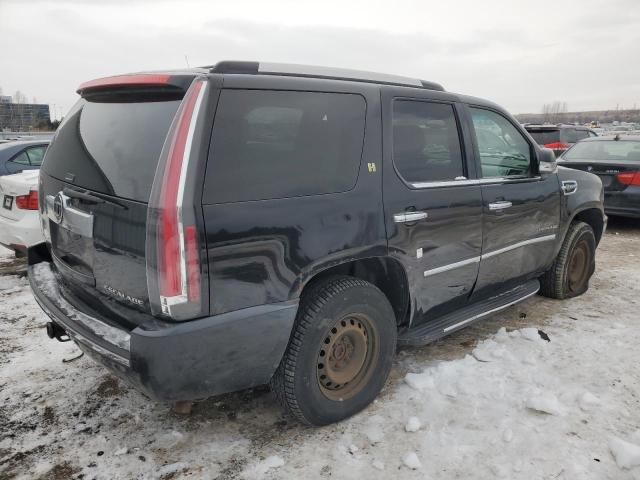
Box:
[525,124,597,157]
[29,62,606,425]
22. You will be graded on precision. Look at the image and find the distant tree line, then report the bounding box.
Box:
[517,101,640,124]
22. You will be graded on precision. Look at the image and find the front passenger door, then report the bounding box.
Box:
[468,106,560,297]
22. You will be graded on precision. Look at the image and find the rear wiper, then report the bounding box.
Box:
[63,188,128,210]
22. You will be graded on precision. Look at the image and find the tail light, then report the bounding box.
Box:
[544,142,570,151]
[617,171,640,186]
[146,78,208,320]
[15,190,39,210]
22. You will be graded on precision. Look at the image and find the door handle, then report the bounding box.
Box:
[488,201,513,211]
[393,211,428,223]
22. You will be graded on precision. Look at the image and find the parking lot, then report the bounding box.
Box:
[0,217,637,480]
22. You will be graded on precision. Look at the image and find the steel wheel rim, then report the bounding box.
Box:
[316,314,377,401]
[568,239,590,292]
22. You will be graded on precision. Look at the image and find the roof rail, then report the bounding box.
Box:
[208,61,445,91]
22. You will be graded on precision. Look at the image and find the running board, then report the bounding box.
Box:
[398,279,540,347]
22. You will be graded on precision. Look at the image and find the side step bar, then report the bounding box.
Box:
[398,279,540,347]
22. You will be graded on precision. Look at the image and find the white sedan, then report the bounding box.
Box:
[0,170,44,256]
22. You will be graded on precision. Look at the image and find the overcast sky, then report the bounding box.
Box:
[2,0,639,119]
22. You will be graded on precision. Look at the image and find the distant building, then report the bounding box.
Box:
[0,99,51,131]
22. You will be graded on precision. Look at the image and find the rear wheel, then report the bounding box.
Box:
[540,221,596,299]
[270,276,396,426]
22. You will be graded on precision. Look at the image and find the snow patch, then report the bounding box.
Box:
[578,391,601,411]
[405,416,421,432]
[402,452,422,470]
[609,437,640,470]
[404,371,435,391]
[526,391,564,415]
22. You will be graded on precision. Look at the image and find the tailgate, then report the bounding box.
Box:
[39,85,184,327]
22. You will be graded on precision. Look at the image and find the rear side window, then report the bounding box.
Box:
[42,98,180,202]
[26,146,46,166]
[10,151,30,165]
[204,90,366,203]
[392,100,464,183]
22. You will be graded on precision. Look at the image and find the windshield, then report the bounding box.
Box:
[563,140,640,161]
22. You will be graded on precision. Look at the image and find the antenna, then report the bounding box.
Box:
[184,55,190,68]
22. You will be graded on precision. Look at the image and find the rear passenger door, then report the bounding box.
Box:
[382,89,483,326]
[466,106,560,297]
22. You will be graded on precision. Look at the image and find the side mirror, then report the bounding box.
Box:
[538,148,557,176]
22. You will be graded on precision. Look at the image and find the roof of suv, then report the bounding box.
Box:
[205,61,446,91]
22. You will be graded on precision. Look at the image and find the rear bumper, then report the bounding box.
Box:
[29,261,297,402]
[0,212,44,252]
[605,187,640,218]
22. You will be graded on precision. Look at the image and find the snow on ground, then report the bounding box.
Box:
[1,218,639,480]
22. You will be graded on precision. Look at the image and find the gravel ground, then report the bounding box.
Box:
[0,217,638,480]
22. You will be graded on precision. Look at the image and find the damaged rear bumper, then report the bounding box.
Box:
[29,260,297,402]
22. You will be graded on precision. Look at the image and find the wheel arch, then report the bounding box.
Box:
[298,256,411,327]
[570,207,605,245]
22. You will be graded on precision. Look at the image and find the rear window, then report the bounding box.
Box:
[204,90,366,204]
[561,129,590,143]
[563,141,640,161]
[527,129,559,145]
[42,98,180,202]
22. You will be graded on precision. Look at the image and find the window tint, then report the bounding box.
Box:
[392,100,464,183]
[471,108,531,178]
[43,98,180,202]
[527,130,560,146]
[204,90,366,203]
[26,146,46,166]
[11,151,30,165]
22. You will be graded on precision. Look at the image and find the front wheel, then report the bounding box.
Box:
[270,276,397,426]
[540,221,596,299]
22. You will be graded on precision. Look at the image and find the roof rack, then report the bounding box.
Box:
[207,61,445,92]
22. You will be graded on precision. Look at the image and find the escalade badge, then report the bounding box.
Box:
[587,166,593,172]
[103,284,144,306]
[53,193,64,223]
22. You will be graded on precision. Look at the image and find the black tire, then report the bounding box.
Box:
[540,221,596,299]
[270,276,397,426]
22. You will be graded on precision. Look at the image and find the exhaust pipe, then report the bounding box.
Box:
[46,322,70,342]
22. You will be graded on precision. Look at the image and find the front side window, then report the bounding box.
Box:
[471,108,531,178]
[204,90,366,203]
[392,100,464,183]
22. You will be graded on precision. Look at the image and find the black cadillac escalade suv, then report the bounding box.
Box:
[28,61,606,426]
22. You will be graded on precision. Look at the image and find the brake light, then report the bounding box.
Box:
[617,171,640,186]
[77,74,171,93]
[146,78,208,320]
[15,190,39,210]
[544,142,570,151]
